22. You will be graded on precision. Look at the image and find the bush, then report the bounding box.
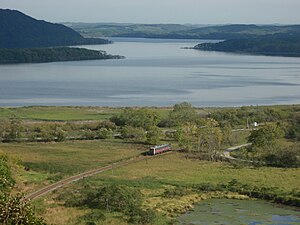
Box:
[263,145,300,168]
[62,184,156,224]
[83,184,143,212]
[0,155,46,224]
[163,186,190,198]
[248,124,284,148]
[111,108,160,129]
[81,130,97,140]
[286,114,300,140]
[0,155,15,192]
[127,208,155,224]
[97,121,116,130]
[97,128,113,139]
[55,128,66,142]
[167,102,199,126]
[0,193,46,225]
[80,210,106,224]
[121,126,146,143]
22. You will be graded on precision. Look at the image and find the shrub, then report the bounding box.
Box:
[121,126,146,143]
[80,210,106,224]
[0,194,46,225]
[97,128,113,139]
[81,130,97,140]
[127,208,155,224]
[163,186,190,198]
[0,155,15,192]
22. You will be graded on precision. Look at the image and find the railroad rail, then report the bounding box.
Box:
[24,151,173,201]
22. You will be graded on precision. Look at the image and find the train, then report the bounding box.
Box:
[149,144,171,155]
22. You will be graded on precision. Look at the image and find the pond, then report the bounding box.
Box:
[177,199,300,225]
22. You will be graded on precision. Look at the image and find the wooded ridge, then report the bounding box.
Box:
[0,9,110,48]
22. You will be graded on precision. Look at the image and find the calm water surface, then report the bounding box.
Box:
[0,38,300,106]
[177,199,300,225]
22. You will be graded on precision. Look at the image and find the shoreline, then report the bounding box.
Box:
[152,188,300,220]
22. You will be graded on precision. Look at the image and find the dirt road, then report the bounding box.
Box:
[222,143,252,160]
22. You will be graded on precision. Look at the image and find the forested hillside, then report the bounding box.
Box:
[0,47,123,64]
[66,23,300,40]
[194,32,300,57]
[0,9,110,48]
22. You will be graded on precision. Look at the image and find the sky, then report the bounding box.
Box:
[0,0,299,24]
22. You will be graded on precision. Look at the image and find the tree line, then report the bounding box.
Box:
[1,103,299,167]
[0,47,123,64]
[194,32,300,57]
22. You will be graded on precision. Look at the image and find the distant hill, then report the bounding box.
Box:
[172,24,300,40]
[194,31,300,57]
[65,23,300,40]
[64,23,206,38]
[0,9,110,48]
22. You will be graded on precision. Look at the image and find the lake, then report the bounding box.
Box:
[0,38,300,107]
[177,199,300,225]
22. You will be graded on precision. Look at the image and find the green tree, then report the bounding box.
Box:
[67,184,155,224]
[263,143,300,168]
[0,120,9,142]
[121,126,146,143]
[146,126,161,144]
[175,122,198,151]
[286,114,300,140]
[197,119,223,161]
[86,185,142,212]
[221,123,233,145]
[168,102,199,126]
[111,108,160,129]
[248,123,284,148]
[2,116,23,141]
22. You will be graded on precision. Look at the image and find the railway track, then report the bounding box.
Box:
[24,151,173,201]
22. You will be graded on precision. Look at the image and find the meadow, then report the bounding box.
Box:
[1,105,299,225]
[0,139,146,194]
[0,106,121,121]
[0,106,173,121]
[29,152,300,225]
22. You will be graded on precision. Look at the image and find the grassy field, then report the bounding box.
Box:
[30,152,300,225]
[0,139,146,193]
[0,106,121,121]
[1,105,299,224]
[2,136,298,225]
[0,106,174,121]
[1,105,296,122]
[97,153,300,191]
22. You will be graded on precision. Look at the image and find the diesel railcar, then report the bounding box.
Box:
[149,144,171,155]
